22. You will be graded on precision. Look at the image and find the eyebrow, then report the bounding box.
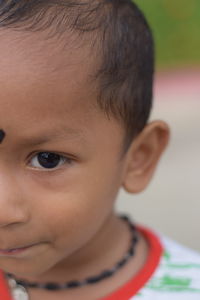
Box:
[18,127,86,147]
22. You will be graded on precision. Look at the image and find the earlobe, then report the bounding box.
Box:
[122,121,170,194]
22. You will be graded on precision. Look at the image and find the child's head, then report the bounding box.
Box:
[0,0,155,150]
[0,0,169,279]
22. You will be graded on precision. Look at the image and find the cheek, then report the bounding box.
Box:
[24,156,123,251]
[32,177,119,255]
[37,189,111,250]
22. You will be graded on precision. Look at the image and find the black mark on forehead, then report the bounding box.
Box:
[0,130,5,143]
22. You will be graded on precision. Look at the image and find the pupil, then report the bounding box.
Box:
[38,152,60,169]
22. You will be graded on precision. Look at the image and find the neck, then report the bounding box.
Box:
[13,213,133,284]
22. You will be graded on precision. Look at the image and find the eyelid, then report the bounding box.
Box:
[27,151,74,171]
[27,149,75,161]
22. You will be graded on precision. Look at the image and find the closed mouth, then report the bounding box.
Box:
[0,244,36,254]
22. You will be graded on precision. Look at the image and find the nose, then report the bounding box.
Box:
[0,172,29,228]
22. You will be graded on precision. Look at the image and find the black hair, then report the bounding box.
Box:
[0,0,154,151]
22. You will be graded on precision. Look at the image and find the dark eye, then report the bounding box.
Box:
[29,152,68,170]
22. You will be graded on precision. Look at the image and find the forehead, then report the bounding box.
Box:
[0,29,94,90]
[0,30,94,115]
[0,29,123,147]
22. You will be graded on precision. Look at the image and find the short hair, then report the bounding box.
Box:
[0,0,154,152]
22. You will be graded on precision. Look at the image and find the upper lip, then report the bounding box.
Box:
[0,246,29,251]
[0,243,37,251]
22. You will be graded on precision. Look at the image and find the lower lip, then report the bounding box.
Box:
[0,245,34,256]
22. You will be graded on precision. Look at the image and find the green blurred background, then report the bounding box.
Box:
[134,0,200,69]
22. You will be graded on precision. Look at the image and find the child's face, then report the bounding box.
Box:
[0,30,127,277]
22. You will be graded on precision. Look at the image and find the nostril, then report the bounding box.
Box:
[0,221,23,229]
[0,210,29,228]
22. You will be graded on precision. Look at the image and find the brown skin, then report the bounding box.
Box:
[0,29,169,299]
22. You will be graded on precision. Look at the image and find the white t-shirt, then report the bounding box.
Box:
[103,225,200,300]
[133,235,200,299]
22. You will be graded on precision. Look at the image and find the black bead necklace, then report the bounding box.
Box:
[5,215,139,298]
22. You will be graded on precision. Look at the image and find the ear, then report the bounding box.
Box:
[122,121,170,194]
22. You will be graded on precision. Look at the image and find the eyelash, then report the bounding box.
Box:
[28,151,73,171]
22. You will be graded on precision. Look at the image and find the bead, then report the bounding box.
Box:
[129,248,134,256]
[45,283,60,290]
[133,236,138,243]
[86,270,112,284]
[27,282,38,288]
[120,215,129,221]
[116,258,127,268]
[7,278,29,300]
[0,129,5,143]
[12,285,29,300]
[67,281,81,288]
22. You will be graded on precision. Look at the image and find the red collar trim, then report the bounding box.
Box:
[0,271,12,300]
[0,226,163,300]
[102,225,163,300]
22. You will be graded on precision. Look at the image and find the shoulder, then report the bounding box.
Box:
[160,234,200,265]
[134,230,200,300]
